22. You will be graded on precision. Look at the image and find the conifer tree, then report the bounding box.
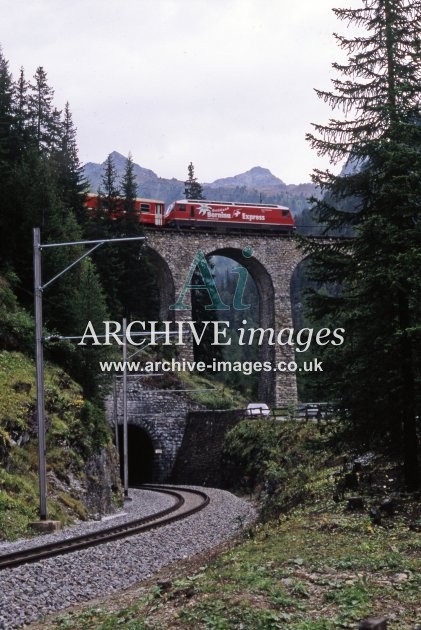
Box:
[89,152,124,318]
[116,153,144,318]
[121,152,137,215]
[28,67,58,154]
[0,49,14,161]
[184,161,204,200]
[55,102,87,221]
[0,49,16,266]
[13,67,29,139]
[99,152,120,213]
[70,257,110,396]
[117,154,159,320]
[0,51,110,397]
[301,0,420,488]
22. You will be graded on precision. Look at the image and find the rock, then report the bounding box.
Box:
[359,617,387,629]
[353,452,378,467]
[369,506,382,525]
[379,498,396,515]
[344,472,359,490]
[347,496,365,511]
[29,520,62,534]
[12,381,31,394]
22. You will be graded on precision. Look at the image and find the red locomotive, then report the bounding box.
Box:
[84,194,295,233]
[165,200,295,233]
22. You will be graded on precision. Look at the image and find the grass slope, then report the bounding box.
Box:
[0,351,112,540]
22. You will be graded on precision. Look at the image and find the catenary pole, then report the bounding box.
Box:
[113,376,119,452]
[32,229,146,520]
[33,228,47,520]
[122,317,129,498]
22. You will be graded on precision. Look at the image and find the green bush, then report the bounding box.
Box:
[0,274,35,354]
[223,419,333,519]
[76,400,110,456]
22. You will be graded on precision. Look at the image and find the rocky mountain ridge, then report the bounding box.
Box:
[83,152,318,214]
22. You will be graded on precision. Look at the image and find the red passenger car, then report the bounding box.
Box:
[84,193,165,226]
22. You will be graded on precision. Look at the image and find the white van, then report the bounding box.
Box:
[244,403,270,417]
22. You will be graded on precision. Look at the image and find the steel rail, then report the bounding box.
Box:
[144,226,296,237]
[0,485,210,571]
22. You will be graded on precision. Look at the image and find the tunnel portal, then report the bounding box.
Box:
[118,424,155,485]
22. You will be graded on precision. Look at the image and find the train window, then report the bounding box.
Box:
[282,210,289,217]
[178,204,186,212]
[140,203,150,212]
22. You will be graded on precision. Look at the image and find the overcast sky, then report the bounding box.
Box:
[1,0,360,184]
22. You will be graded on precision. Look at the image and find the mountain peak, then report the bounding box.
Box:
[210,166,286,189]
[248,166,273,175]
[89,151,159,184]
[107,150,128,167]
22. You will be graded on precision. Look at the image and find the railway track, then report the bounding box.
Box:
[0,485,210,571]
[145,226,295,237]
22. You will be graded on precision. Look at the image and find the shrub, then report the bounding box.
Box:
[223,419,333,519]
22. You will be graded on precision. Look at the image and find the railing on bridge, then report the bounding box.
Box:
[243,402,338,422]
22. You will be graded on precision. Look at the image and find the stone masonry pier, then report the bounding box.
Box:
[144,229,304,405]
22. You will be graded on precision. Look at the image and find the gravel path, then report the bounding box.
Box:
[0,487,256,629]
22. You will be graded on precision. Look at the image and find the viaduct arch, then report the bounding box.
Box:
[144,229,304,405]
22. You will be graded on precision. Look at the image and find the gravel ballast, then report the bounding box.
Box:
[0,487,175,555]
[0,487,256,629]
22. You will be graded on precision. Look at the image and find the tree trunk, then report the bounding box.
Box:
[397,290,419,490]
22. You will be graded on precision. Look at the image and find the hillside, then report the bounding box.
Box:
[83,152,318,215]
[0,277,121,539]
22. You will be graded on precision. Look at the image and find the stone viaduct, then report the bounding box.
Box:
[144,229,304,405]
[108,229,309,484]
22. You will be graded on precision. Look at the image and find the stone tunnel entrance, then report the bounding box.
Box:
[118,425,155,485]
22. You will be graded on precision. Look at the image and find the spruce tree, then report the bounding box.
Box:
[301,0,420,488]
[28,66,58,154]
[0,49,16,266]
[0,48,14,163]
[54,102,88,220]
[13,67,29,140]
[99,152,120,213]
[116,153,144,319]
[121,152,137,214]
[117,154,159,320]
[90,153,123,318]
[70,257,110,396]
[184,161,204,200]
[0,52,110,397]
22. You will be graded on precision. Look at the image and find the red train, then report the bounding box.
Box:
[84,193,166,225]
[84,194,295,233]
